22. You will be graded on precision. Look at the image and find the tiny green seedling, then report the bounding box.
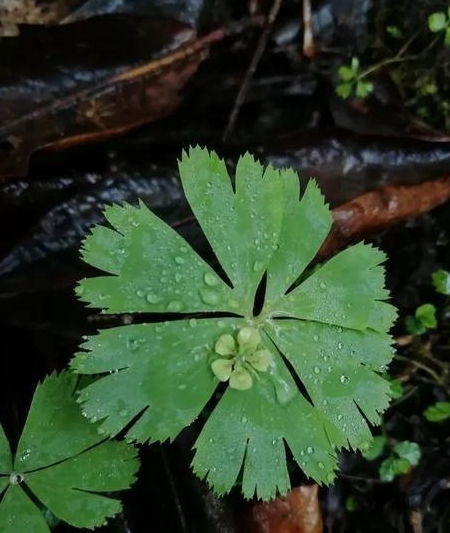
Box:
[0,373,138,532]
[389,379,404,400]
[72,147,396,500]
[405,269,450,335]
[424,401,450,422]
[379,441,421,482]
[405,303,437,335]
[432,269,450,295]
[386,25,403,39]
[336,57,374,100]
[361,435,387,461]
[428,9,450,45]
[363,437,421,482]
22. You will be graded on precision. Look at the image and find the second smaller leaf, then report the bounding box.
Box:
[0,372,139,532]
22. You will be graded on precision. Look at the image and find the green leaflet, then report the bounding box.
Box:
[178,149,284,314]
[424,401,450,422]
[362,435,387,461]
[379,441,421,482]
[72,319,238,441]
[192,369,338,500]
[272,243,396,331]
[73,147,396,499]
[0,373,139,532]
[269,320,393,449]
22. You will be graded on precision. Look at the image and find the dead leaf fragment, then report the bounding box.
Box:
[246,485,323,533]
[0,16,221,178]
[319,177,450,259]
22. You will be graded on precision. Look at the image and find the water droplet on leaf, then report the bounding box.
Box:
[167,300,183,312]
[273,376,296,405]
[146,292,160,304]
[252,261,263,272]
[9,473,24,485]
[204,272,219,286]
[200,288,219,305]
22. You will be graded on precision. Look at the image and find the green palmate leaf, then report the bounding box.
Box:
[0,373,139,532]
[424,401,450,422]
[72,147,396,499]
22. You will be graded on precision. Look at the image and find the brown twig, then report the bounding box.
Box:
[302,0,315,58]
[318,177,450,259]
[222,0,283,141]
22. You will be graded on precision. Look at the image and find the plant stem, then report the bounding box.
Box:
[358,33,418,79]
[395,354,444,385]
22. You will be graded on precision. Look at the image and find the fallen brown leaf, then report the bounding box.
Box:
[245,485,323,533]
[0,17,227,178]
[319,177,450,259]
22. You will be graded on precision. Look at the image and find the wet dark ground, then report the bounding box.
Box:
[0,0,450,532]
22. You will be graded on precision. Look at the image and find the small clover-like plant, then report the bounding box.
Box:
[379,441,421,482]
[405,303,437,335]
[0,373,139,531]
[428,9,450,45]
[363,437,422,482]
[72,147,396,500]
[336,57,374,99]
[424,401,450,422]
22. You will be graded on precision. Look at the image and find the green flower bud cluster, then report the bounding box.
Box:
[211,327,272,390]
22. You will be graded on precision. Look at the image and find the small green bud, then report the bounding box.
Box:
[214,334,236,356]
[211,359,234,381]
[247,349,272,372]
[237,327,261,353]
[229,366,253,390]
